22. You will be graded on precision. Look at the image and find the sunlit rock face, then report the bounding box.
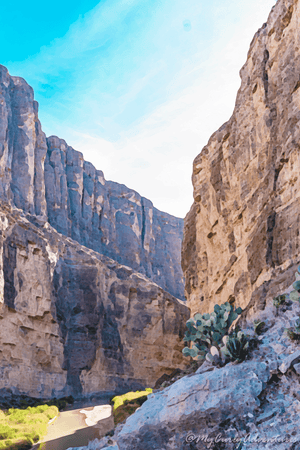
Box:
[0,202,189,398]
[182,0,300,315]
[0,65,184,301]
[0,66,47,216]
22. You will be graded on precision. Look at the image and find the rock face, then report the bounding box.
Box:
[182,0,300,315]
[0,201,189,398]
[69,267,300,450]
[66,2,300,448]
[0,66,47,217]
[0,65,184,301]
[45,136,184,300]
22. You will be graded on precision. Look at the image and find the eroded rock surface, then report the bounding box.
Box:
[0,201,189,398]
[182,0,300,315]
[0,66,47,216]
[0,65,184,300]
[68,269,300,450]
[46,135,184,300]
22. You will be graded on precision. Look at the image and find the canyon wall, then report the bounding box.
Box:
[0,64,189,398]
[0,201,188,398]
[66,2,300,449]
[182,0,300,315]
[0,65,184,300]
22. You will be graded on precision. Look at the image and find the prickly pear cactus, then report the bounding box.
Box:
[278,265,300,303]
[220,331,250,363]
[253,319,266,335]
[295,318,300,334]
[293,280,300,292]
[205,345,223,366]
[182,302,243,361]
[287,316,300,340]
[290,290,300,302]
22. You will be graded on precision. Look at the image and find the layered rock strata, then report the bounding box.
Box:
[182,0,300,315]
[0,201,189,398]
[0,65,184,300]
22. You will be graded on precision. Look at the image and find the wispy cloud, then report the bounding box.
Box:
[4,0,276,217]
[67,0,276,217]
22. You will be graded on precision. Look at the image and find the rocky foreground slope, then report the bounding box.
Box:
[69,267,300,449]
[182,0,300,315]
[0,66,184,300]
[0,201,188,398]
[71,0,300,448]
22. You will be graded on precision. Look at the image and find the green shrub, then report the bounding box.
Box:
[111,389,152,426]
[182,302,242,361]
[111,389,152,411]
[0,424,18,439]
[273,294,287,309]
[293,281,300,292]
[0,405,58,450]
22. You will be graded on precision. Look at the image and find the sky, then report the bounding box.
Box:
[1,0,276,218]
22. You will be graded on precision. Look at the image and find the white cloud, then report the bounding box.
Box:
[9,0,277,218]
[66,131,117,174]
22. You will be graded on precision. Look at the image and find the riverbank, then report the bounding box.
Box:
[31,400,114,450]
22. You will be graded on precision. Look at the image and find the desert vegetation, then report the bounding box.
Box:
[111,389,152,426]
[0,404,58,450]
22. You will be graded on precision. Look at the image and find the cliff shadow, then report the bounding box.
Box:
[34,414,114,450]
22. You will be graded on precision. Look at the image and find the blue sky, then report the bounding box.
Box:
[1,0,276,217]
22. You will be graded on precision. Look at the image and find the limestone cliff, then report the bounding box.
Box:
[0,201,188,398]
[0,65,184,301]
[0,64,188,399]
[182,0,300,315]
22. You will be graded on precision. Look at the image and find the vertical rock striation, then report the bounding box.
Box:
[0,202,189,398]
[0,65,47,216]
[44,136,184,299]
[182,0,300,315]
[0,65,184,300]
[0,64,188,398]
